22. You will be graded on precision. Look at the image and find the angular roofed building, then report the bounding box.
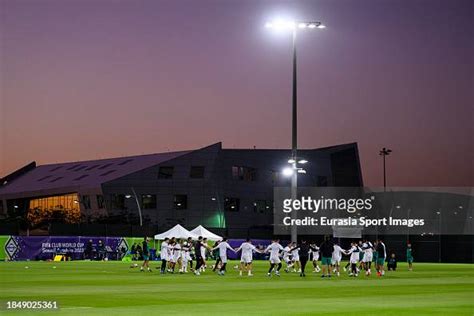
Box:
[0,142,363,237]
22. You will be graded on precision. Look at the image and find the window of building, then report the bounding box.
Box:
[118,159,134,166]
[141,194,157,209]
[232,166,257,181]
[96,195,105,209]
[253,200,266,213]
[317,176,328,187]
[74,175,89,181]
[50,177,63,183]
[50,166,62,172]
[253,200,272,213]
[85,164,100,171]
[26,193,81,225]
[174,195,187,210]
[158,166,174,179]
[100,170,116,176]
[81,195,91,209]
[224,197,240,212]
[37,175,52,182]
[98,163,114,170]
[189,166,205,179]
[111,194,126,210]
[74,166,87,171]
[66,164,81,170]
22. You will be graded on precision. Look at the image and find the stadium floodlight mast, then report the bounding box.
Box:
[266,18,325,243]
[379,147,392,191]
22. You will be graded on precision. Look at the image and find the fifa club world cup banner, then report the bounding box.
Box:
[0,236,143,261]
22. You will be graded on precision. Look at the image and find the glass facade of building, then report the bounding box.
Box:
[27,193,81,224]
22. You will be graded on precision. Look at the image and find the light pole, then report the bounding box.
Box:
[126,187,143,227]
[266,20,325,242]
[379,147,392,191]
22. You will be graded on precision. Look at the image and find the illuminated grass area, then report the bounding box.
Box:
[0,261,473,315]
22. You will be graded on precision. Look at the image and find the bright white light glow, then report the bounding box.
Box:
[288,159,296,164]
[266,19,295,30]
[266,20,324,31]
[282,167,294,177]
[297,169,306,174]
[298,159,308,164]
[125,195,132,199]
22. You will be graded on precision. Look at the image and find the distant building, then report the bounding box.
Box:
[0,142,362,237]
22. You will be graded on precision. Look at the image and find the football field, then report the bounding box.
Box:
[0,261,473,315]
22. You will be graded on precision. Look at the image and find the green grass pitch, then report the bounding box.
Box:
[0,261,473,315]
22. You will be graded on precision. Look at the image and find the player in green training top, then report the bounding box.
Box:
[140,237,152,272]
[406,243,413,271]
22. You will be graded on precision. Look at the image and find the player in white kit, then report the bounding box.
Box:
[235,238,260,276]
[291,244,301,273]
[283,244,294,272]
[159,238,170,274]
[309,243,321,273]
[344,242,362,277]
[361,239,374,276]
[265,239,284,277]
[179,239,192,273]
[212,238,235,275]
[331,242,345,276]
[200,238,208,272]
[170,240,182,273]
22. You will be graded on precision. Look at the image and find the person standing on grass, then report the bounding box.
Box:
[235,238,260,276]
[344,242,362,277]
[319,236,334,278]
[194,236,211,275]
[309,242,321,273]
[85,239,93,260]
[180,239,191,273]
[159,237,170,274]
[212,240,221,272]
[140,237,152,272]
[361,239,374,276]
[406,243,414,271]
[169,239,182,273]
[289,240,319,277]
[283,243,294,273]
[212,238,235,275]
[291,243,301,273]
[200,238,208,272]
[376,239,387,276]
[265,238,284,277]
[358,240,364,271]
[331,241,345,277]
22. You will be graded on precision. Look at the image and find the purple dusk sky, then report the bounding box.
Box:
[0,0,472,186]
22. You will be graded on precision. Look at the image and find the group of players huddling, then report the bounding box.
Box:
[137,235,412,278]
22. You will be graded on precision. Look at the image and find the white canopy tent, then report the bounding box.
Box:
[154,224,198,240]
[190,225,223,241]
